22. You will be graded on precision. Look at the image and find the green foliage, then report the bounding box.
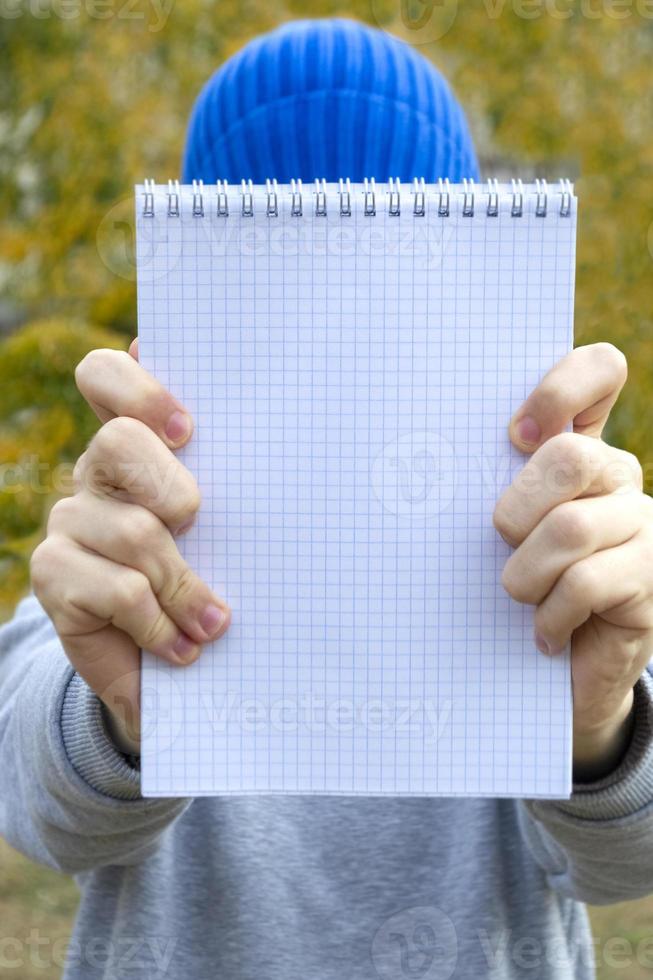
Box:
[0,320,127,618]
[1,0,371,332]
[0,840,79,980]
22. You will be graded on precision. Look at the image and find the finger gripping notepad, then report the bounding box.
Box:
[136,178,576,798]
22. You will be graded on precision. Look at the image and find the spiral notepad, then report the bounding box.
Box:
[136,178,577,798]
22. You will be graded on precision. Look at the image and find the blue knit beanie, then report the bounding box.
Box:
[182,18,479,184]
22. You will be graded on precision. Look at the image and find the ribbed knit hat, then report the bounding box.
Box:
[182,18,479,184]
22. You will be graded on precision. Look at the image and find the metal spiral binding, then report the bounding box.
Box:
[192,180,204,217]
[266,178,278,217]
[487,179,499,217]
[413,177,425,217]
[142,177,574,219]
[315,178,327,217]
[364,177,376,217]
[339,178,352,217]
[559,178,572,217]
[388,178,401,217]
[241,179,253,217]
[167,179,180,217]
[511,179,524,218]
[291,179,303,217]
[143,179,155,217]
[462,178,475,217]
[438,178,450,217]
[217,180,229,217]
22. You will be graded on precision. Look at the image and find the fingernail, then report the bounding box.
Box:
[535,632,554,655]
[514,415,541,447]
[173,632,199,661]
[165,410,192,445]
[200,604,226,637]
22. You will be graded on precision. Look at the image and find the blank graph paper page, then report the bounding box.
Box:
[135,179,577,798]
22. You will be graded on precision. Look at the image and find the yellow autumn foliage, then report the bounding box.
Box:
[0,320,127,618]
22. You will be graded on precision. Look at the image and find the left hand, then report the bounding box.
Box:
[493,343,653,783]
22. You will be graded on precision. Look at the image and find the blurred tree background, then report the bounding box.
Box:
[0,1,652,977]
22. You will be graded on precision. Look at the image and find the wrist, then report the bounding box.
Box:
[573,690,635,783]
[101,702,141,756]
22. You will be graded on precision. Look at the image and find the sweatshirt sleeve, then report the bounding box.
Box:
[0,594,189,875]
[518,664,653,905]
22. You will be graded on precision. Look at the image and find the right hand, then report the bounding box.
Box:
[31,340,231,754]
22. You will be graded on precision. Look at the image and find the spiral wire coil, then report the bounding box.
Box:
[143,178,574,219]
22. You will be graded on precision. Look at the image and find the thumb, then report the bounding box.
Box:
[509,343,627,453]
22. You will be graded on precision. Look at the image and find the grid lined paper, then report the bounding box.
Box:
[135,181,577,798]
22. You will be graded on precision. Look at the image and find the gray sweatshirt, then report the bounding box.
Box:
[2,595,653,980]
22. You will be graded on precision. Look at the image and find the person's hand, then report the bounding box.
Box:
[31,339,231,754]
[494,343,653,782]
